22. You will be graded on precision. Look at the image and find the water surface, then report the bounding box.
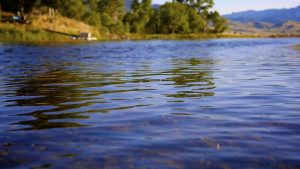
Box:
[0,38,300,168]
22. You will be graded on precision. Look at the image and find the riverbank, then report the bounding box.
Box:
[2,28,300,43]
[1,15,300,43]
[0,15,101,43]
[0,23,69,42]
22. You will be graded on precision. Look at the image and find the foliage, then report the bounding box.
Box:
[159,3,190,34]
[123,0,152,33]
[82,11,101,27]
[97,0,127,34]
[59,0,87,20]
[210,12,228,33]
[98,0,124,20]
[0,3,1,21]
[171,0,227,33]
[0,0,228,38]
[187,7,206,33]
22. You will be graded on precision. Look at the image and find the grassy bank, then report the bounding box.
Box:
[0,23,69,42]
[1,15,300,43]
[114,32,300,41]
[0,15,102,43]
[1,25,300,43]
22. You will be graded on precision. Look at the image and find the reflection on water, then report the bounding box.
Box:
[6,57,215,130]
[9,70,92,130]
[164,58,215,98]
[0,39,300,168]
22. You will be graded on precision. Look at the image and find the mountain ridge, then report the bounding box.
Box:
[225,5,300,25]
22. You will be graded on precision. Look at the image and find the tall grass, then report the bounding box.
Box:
[0,23,69,42]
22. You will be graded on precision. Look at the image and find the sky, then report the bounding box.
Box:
[152,0,300,14]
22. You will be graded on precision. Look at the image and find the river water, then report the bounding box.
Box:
[0,38,300,168]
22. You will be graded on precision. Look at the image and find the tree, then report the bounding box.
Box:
[97,0,126,33]
[210,11,228,33]
[59,0,87,20]
[145,9,161,34]
[131,0,139,11]
[159,2,190,34]
[0,3,2,21]
[190,0,214,14]
[187,7,206,33]
[98,0,124,21]
[123,0,152,33]
[82,11,101,26]
[86,0,99,11]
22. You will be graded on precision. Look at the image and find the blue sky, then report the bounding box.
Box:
[152,0,300,14]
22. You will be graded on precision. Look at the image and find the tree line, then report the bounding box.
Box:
[0,0,228,34]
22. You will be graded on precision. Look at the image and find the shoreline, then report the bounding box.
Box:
[1,23,300,44]
[1,33,300,44]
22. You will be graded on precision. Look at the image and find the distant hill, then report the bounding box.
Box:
[225,6,300,34]
[225,6,300,26]
[228,20,300,34]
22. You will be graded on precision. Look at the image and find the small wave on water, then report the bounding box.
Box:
[0,38,300,168]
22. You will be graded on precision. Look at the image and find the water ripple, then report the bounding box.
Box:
[0,38,300,168]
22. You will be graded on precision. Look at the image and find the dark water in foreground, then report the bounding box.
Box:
[0,38,300,169]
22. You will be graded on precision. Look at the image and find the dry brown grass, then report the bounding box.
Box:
[0,14,103,42]
[30,15,101,38]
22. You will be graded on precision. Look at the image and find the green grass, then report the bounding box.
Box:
[0,23,70,42]
[103,32,300,41]
[101,33,263,41]
[1,16,300,43]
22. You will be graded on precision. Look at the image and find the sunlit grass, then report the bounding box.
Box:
[1,14,299,43]
[0,15,102,42]
[0,23,69,42]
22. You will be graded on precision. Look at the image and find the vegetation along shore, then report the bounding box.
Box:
[0,0,299,43]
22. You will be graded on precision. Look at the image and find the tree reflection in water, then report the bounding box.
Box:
[7,65,129,130]
[164,58,215,98]
[5,57,215,131]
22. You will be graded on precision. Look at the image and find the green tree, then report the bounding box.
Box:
[98,0,126,34]
[60,0,87,20]
[187,7,206,33]
[86,0,99,11]
[123,0,152,33]
[0,3,2,21]
[159,2,190,34]
[98,0,124,21]
[100,13,114,27]
[82,11,101,26]
[131,0,139,11]
[100,12,126,34]
[145,9,161,34]
[210,11,228,33]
